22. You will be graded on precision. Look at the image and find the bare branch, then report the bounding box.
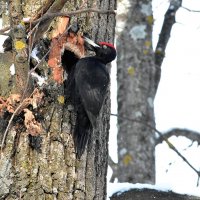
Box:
[110,113,200,182]
[182,6,200,13]
[156,128,200,145]
[30,8,116,25]
[155,0,182,66]
[30,0,67,42]
[108,155,118,183]
[32,0,55,20]
[0,9,115,38]
[154,0,182,90]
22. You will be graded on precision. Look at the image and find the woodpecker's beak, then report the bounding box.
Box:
[83,36,100,48]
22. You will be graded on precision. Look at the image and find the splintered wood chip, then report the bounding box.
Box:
[24,108,42,136]
[48,17,85,84]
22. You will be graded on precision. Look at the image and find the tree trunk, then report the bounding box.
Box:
[116,0,157,183]
[0,0,116,199]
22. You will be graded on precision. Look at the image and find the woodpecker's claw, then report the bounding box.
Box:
[83,36,100,48]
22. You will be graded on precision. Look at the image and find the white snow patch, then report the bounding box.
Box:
[31,47,40,62]
[0,39,6,53]
[0,19,8,53]
[129,25,147,41]
[9,64,15,75]
[107,182,200,199]
[31,72,47,86]
[107,183,172,199]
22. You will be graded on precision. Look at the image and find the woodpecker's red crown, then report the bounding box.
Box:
[99,42,115,49]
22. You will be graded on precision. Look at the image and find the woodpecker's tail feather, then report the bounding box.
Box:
[74,103,91,158]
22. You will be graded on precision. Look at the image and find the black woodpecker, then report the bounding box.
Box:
[65,37,116,158]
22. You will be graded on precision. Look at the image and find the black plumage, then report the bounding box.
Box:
[64,39,116,158]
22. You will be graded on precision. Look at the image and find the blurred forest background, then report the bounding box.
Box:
[109,0,200,196]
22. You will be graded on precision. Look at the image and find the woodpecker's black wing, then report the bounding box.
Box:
[73,96,91,158]
[75,57,110,128]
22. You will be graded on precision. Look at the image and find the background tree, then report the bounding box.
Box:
[113,0,157,183]
[109,0,200,184]
[0,0,116,199]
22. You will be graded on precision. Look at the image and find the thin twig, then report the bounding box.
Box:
[0,8,115,34]
[156,128,200,145]
[21,16,43,101]
[197,175,200,187]
[182,6,200,13]
[110,113,200,181]
[108,155,118,183]
[30,8,116,24]
[154,0,182,90]
[28,18,37,63]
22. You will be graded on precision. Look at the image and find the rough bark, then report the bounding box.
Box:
[116,0,156,183]
[0,0,116,199]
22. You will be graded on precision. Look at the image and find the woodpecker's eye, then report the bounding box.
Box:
[102,45,107,49]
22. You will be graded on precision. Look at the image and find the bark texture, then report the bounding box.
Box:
[116,0,157,183]
[0,0,116,199]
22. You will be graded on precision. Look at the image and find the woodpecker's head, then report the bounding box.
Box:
[84,37,116,64]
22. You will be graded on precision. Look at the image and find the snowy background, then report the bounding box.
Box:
[108,0,200,198]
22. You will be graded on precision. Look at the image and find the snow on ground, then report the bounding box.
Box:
[107,183,171,199]
[107,182,200,199]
